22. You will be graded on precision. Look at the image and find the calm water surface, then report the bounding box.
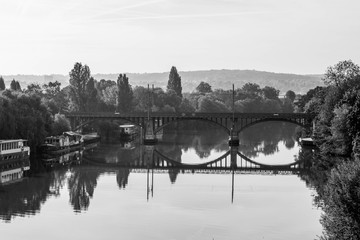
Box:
[0,122,323,240]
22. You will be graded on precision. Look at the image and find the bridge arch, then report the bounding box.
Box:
[235,118,312,135]
[236,151,308,169]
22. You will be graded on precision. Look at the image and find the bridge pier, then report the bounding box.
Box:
[230,145,238,169]
[144,145,155,167]
[228,127,239,146]
[143,120,157,145]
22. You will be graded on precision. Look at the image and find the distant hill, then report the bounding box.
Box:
[1,70,324,94]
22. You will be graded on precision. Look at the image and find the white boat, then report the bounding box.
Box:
[299,137,315,147]
[0,139,30,184]
[120,124,137,140]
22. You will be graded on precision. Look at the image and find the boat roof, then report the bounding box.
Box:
[45,136,65,139]
[300,137,313,141]
[120,124,135,128]
[0,139,28,143]
[63,131,82,136]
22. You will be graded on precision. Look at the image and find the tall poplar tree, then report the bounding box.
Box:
[167,66,182,98]
[117,74,133,113]
[69,62,92,112]
[10,79,21,91]
[0,76,5,90]
[85,77,98,111]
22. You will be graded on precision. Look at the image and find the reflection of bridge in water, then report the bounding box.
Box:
[82,146,311,202]
[83,146,311,174]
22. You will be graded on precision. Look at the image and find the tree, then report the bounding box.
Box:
[85,77,98,112]
[10,79,21,91]
[197,96,229,112]
[346,91,360,144]
[167,66,182,98]
[133,86,148,112]
[296,86,325,112]
[43,81,61,98]
[102,85,117,106]
[15,81,21,91]
[262,86,279,100]
[235,98,261,113]
[329,104,352,155]
[179,98,195,112]
[285,90,296,102]
[52,113,71,135]
[282,98,294,113]
[0,76,5,90]
[25,83,43,94]
[163,90,182,111]
[0,91,52,148]
[242,83,261,97]
[196,81,212,94]
[117,74,133,113]
[320,159,360,239]
[69,62,92,112]
[323,60,360,89]
[261,99,282,113]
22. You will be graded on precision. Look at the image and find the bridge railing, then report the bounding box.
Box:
[66,112,316,119]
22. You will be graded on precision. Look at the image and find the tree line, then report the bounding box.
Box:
[1,62,298,149]
[296,60,360,239]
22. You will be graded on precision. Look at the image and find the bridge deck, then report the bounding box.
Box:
[66,112,314,119]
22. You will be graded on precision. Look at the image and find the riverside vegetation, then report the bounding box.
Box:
[0,60,360,239]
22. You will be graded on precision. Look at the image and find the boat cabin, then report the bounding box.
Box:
[44,135,70,147]
[299,137,315,147]
[63,131,83,145]
[0,139,30,156]
[120,125,135,135]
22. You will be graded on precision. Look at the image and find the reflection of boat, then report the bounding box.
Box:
[120,141,135,150]
[0,167,29,185]
[82,132,101,144]
[83,142,99,151]
[42,150,83,167]
[0,139,30,184]
[40,131,84,155]
[120,125,137,140]
[299,137,315,147]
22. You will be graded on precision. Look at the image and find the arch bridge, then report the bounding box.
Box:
[65,112,315,143]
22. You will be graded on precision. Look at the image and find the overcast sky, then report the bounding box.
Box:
[0,0,359,75]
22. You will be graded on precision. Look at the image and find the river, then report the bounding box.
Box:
[0,121,323,240]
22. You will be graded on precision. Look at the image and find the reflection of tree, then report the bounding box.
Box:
[116,169,130,189]
[0,167,67,222]
[158,120,228,161]
[84,142,140,165]
[67,168,100,212]
[284,138,295,149]
[168,169,179,184]
[48,169,67,196]
[239,122,298,158]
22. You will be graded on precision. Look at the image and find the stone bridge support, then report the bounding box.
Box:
[143,145,155,167]
[228,127,239,146]
[230,146,238,169]
[143,120,157,145]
